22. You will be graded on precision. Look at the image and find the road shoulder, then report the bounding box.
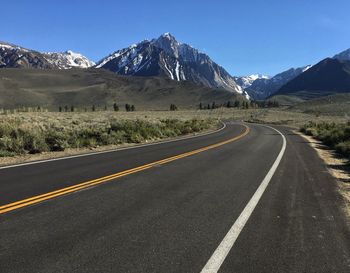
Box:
[296,129,350,222]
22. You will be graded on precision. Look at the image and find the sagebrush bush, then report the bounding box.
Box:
[301,121,350,159]
[0,118,215,157]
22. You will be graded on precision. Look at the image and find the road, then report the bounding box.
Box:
[0,122,349,273]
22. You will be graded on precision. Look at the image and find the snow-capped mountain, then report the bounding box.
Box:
[43,51,95,69]
[234,74,269,89]
[0,41,54,69]
[244,66,311,100]
[96,33,248,98]
[0,41,94,69]
[333,48,350,62]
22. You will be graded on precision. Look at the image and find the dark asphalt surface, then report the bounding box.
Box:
[0,122,349,273]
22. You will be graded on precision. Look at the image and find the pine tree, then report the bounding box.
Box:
[131,105,135,111]
[113,103,119,112]
[199,102,203,110]
[92,105,96,112]
[64,105,68,112]
[125,104,130,112]
[59,106,62,112]
[71,105,75,112]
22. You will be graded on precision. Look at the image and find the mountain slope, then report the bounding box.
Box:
[333,48,350,62]
[245,66,311,100]
[274,58,350,99]
[96,33,248,98]
[0,42,55,69]
[0,68,245,110]
[0,42,94,69]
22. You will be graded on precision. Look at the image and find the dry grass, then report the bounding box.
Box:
[0,108,347,165]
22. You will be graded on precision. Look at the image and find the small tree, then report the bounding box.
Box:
[59,106,62,112]
[125,104,131,112]
[92,105,96,112]
[71,105,75,112]
[131,105,135,112]
[113,103,119,112]
[170,104,178,111]
[211,102,216,109]
[199,102,203,110]
[64,105,68,112]
[104,105,107,111]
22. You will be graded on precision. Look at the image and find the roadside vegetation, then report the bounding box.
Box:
[0,117,216,157]
[301,122,350,159]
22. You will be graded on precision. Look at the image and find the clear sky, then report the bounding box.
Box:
[2,0,349,76]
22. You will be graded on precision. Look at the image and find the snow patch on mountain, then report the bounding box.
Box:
[235,74,269,89]
[44,50,95,69]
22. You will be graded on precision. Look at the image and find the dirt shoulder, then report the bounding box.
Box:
[296,130,350,220]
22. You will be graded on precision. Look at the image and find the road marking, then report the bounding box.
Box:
[0,122,227,170]
[0,124,249,215]
[200,125,286,273]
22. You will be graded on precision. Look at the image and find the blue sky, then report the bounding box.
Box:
[2,0,349,76]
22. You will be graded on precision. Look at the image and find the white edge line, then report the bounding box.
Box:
[200,124,287,273]
[0,122,227,170]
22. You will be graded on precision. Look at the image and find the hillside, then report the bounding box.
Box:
[0,68,245,110]
[289,93,350,116]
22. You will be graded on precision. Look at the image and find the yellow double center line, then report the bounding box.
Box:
[0,124,250,215]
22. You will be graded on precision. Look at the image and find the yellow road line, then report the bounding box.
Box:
[0,124,250,214]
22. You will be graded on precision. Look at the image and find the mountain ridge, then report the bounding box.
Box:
[0,42,94,69]
[96,33,249,99]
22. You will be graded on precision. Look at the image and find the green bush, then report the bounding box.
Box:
[0,118,215,157]
[300,121,350,158]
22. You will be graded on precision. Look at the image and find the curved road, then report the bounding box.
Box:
[0,122,349,272]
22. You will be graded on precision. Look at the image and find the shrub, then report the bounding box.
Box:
[0,118,216,157]
[301,122,350,158]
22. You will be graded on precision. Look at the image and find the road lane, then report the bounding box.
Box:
[1,123,348,273]
[0,123,245,206]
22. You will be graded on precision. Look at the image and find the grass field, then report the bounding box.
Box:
[0,107,348,163]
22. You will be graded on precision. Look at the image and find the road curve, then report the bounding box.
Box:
[0,122,349,273]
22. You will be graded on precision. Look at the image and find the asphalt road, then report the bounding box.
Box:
[0,122,349,273]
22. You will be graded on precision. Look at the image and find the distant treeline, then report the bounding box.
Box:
[58,103,136,112]
[0,100,280,114]
[198,100,280,110]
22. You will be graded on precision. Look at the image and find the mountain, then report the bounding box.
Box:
[96,33,249,98]
[0,42,55,69]
[245,65,311,100]
[0,68,246,110]
[274,58,350,99]
[43,51,95,69]
[333,48,350,62]
[234,74,269,89]
[0,42,94,69]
